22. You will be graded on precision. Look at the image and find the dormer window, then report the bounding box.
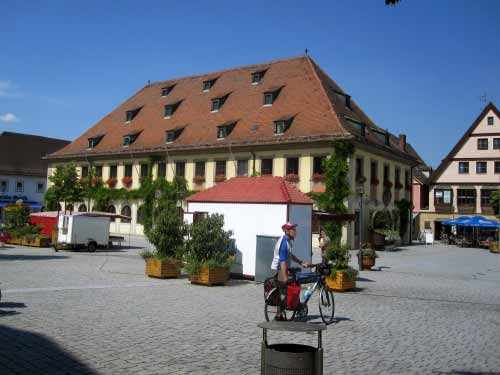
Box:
[203,78,217,92]
[211,94,229,112]
[274,117,293,135]
[263,87,282,106]
[87,135,104,149]
[166,127,184,143]
[125,107,141,123]
[161,85,175,97]
[164,101,182,118]
[251,69,267,85]
[217,121,237,139]
[123,132,140,147]
[345,95,351,109]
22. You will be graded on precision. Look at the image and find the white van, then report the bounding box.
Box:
[57,215,110,252]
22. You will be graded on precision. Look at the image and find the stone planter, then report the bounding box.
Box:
[325,272,356,292]
[189,266,229,286]
[145,258,181,278]
[8,237,50,247]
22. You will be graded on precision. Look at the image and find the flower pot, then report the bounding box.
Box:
[490,242,500,254]
[145,258,181,278]
[325,272,356,292]
[189,266,229,286]
[360,255,376,270]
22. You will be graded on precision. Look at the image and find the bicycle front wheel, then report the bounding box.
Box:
[318,286,335,325]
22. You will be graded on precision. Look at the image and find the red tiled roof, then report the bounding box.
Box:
[47,55,419,163]
[186,176,314,205]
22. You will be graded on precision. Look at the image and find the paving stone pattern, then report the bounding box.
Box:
[0,242,499,374]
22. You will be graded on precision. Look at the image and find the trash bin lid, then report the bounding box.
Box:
[258,321,326,332]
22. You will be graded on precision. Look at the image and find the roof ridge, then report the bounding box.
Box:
[152,55,308,87]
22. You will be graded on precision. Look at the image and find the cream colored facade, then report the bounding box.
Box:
[48,142,415,247]
[417,106,500,238]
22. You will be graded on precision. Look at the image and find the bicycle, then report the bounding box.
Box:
[263,263,335,325]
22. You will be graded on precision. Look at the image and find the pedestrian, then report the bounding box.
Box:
[270,222,310,320]
[318,229,330,262]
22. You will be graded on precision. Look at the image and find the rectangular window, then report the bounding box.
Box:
[95,166,103,177]
[487,116,494,126]
[495,161,500,174]
[481,190,492,205]
[261,158,273,176]
[493,138,500,149]
[109,165,117,178]
[477,138,488,150]
[395,168,401,186]
[264,92,274,106]
[405,170,411,187]
[0,180,8,193]
[355,158,363,182]
[157,163,166,178]
[203,79,216,91]
[15,180,24,193]
[164,105,174,118]
[175,161,185,178]
[124,164,133,177]
[81,166,89,178]
[457,189,476,205]
[383,165,390,183]
[476,161,487,174]
[435,189,452,205]
[215,160,226,177]
[211,99,220,112]
[370,161,378,184]
[37,182,44,193]
[458,162,469,174]
[237,160,248,176]
[140,164,148,178]
[195,161,205,177]
[161,85,174,97]
[217,126,228,139]
[286,157,299,175]
[313,156,326,175]
[275,121,286,134]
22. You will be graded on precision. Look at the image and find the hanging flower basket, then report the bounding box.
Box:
[106,177,117,188]
[356,176,367,185]
[214,174,226,183]
[383,181,393,189]
[193,175,206,183]
[121,176,133,188]
[370,178,379,186]
[395,182,403,190]
[91,177,102,186]
[312,173,326,182]
[285,173,300,182]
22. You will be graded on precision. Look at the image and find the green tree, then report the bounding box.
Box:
[395,199,413,241]
[491,190,500,217]
[47,163,83,213]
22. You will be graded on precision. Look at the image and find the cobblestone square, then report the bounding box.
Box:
[1,241,499,374]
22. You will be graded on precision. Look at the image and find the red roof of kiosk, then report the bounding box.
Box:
[187,176,314,205]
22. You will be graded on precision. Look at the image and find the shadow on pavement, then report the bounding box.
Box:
[439,371,500,375]
[0,310,21,317]
[0,325,98,374]
[0,254,69,261]
[0,302,26,308]
[356,277,375,282]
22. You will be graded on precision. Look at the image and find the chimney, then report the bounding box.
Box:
[399,134,407,151]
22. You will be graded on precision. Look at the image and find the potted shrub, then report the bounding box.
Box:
[185,213,233,286]
[106,177,117,188]
[121,176,133,188]
[490,241,500,254]
[142,204,186,278]
[357,244,377,270]
[324,243,358,292]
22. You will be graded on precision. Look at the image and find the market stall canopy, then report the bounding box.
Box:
[30,211,131,220]
[442,215,500,228]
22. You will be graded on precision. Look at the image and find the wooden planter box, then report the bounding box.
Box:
[490,242,500,254]
[8,237,50,247]
[325,272,356,292]
[189,266,229,286]
[145,258,181,278]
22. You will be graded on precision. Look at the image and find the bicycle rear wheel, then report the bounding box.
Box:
[264,288,295,322]
[318,285,335,325]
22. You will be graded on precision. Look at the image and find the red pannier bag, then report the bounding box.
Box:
[287,284,301,310]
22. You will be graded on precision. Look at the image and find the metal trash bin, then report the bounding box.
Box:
[258,321,326,375]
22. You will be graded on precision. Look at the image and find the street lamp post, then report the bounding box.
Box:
[153,189,162,228]
[356,185,365,271]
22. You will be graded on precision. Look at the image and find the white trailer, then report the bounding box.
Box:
[57,215,110,252]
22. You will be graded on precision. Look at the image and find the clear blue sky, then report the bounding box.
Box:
[1,0,499,168]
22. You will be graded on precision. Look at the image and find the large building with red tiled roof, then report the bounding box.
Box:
[46,55,422,245]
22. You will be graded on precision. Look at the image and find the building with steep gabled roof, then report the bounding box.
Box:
[416,102,500,239]
[45,55,421,246]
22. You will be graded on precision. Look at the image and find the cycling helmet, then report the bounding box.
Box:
[282,222,298,231]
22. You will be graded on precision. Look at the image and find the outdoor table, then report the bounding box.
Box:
[258,321,326,375]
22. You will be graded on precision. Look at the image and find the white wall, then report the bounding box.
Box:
[187,202,287,276]
[0,174,46,203]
